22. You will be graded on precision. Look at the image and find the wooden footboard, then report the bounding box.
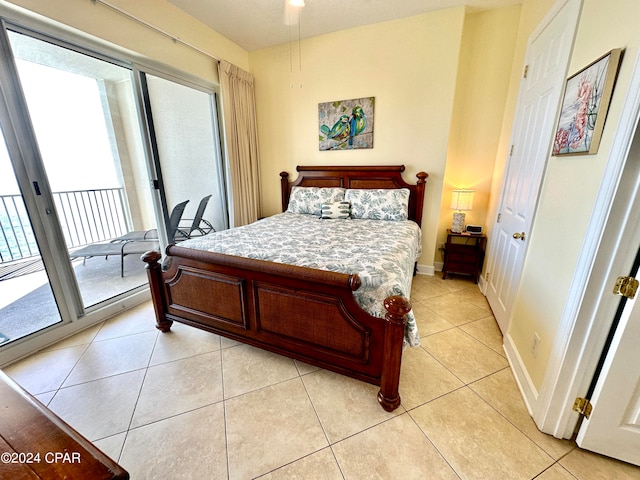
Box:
[142,247,410,411]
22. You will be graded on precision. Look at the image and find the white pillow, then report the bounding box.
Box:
[345,188,410,221]
[286,187,346,215]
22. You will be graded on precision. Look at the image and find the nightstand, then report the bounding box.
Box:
[442,229,486,283]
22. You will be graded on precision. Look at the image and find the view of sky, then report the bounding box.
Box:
[0,59,120,196]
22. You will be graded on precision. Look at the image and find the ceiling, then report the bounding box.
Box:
[166,0,522,52]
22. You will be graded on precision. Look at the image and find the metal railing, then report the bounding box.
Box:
[0,188,130,263]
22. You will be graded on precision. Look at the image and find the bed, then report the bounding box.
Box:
[142,165,428,411]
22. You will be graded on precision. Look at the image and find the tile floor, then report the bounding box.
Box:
[4,274,640,479]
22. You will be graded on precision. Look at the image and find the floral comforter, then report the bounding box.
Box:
[180,212,422,346]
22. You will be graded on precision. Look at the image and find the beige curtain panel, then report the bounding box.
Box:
[218,60,262,227]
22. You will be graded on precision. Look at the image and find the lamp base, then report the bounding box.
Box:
[451,212,466,233]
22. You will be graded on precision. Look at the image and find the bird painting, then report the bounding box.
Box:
[319,97,374,150]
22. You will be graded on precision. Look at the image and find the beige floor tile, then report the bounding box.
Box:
[535,464,579,480]
[42,323,102,352]
[294,358,321,375]
[93,432,127,464]
[93,301,157,341]
[432,274,477,292]
[410,278,450,302]
[333,413,459,480]
[3,344,87,394]
[225,378,327,480]
[62,330,157,386]
[411,387,554,480]
[399,345,463,410]
[120,403,227,480]
[302,368,399,443]
[411,301,455,337]
[261,448,343,480]
[460,315,505,356]
[221,336,242,348]
[559,448,640,479]
[13,271,640,479]
[422,328,508,383]
[149,321,221,366]
[422,293,492,326]
[447,285,493,309]
[470,368,575,460]
[34,390,56,406]
[131,351,223,428]
[48,370,145,441]
[222,343,299,398]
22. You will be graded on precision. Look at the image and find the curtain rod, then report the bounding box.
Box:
[92,0,220,63]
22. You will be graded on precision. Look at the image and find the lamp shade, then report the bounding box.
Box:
[450,189,475,211]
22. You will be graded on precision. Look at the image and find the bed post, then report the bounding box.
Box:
[415,171,428,226]
[377,295,411,412]
[280,171,290,212]
[141,251,173,332]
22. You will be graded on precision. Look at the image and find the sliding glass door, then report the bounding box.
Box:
[0,129,62,345]
[0,20,227,362]
[139,72,228,239]
[7,30,151,310]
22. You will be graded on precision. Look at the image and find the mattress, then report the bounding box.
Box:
[180,212,422,346]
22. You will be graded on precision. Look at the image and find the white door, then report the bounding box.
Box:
[485,0,580,333]
[575,262,640,466]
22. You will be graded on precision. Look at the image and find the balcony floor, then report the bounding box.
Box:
[0,253,150,345]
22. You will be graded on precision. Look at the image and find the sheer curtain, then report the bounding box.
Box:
[218,60,261,227]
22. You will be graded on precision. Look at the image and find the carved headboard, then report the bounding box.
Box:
[280,165,428,227]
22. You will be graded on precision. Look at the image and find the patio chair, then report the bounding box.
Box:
[177,195,215,239]
[70,239,160,277]
[111,200,189,243]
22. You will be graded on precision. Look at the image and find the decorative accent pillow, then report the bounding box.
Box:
[286,187,346,215]
[345,188,410,221]
[320,201,351,219]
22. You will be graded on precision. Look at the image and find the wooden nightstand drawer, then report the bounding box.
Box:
[442,229,486,283]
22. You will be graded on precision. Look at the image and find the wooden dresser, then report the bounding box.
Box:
[0,371,129,479]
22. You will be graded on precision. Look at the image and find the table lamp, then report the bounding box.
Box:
[450,189,474,233]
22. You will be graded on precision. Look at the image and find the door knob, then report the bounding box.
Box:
[513,232,526,240]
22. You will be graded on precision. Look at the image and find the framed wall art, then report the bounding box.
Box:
[318,96,374,151]
[552,48,623,156]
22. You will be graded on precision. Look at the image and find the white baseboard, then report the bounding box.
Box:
[503,332,538,417]
[416,263,435,276]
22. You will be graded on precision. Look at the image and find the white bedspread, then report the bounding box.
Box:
[180,212,421,346]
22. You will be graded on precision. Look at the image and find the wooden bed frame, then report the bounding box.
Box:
[142,165,428,411]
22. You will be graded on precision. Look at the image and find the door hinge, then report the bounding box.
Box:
[523,65,529,78]
[509,144,514,156]
[573,397,593,419]
[497,213,501,223]
[613,276,639,299]
[486,272,490,282]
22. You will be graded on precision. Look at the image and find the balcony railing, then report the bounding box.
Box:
[0,188,130,264]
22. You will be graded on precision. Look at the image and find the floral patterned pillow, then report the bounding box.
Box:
[345,188,410,221]
[286,187,346,215]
